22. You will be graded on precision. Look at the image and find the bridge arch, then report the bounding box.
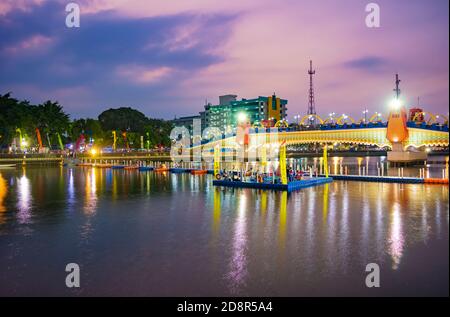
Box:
[323,116,338,124]
[193,126,449,152]
[369,112,385,123]
[299,114,324,125]
[274,120,289,128]
[412,111,437,124]
[435,114,449,126]
[336,115,355,125]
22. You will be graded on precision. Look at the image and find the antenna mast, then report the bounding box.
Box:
[394,73,401,99]
[307,60,316,125]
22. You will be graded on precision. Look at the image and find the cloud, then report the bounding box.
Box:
[342,56,389,71]
[116,65,173,84]
[0,0,448,119]
[0,0,45,16]
[2,34,53,54]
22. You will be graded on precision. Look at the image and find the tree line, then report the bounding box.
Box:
[0,93,173,150]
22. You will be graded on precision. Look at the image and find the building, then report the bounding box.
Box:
[205,94,288,132]
[172,93,288,134]
[171,114,201,135]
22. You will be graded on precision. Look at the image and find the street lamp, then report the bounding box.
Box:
[329,112,336,124]
[377,112,382,121]
[363,109,369,123]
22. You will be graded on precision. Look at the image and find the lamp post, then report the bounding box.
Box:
[363,109,369,123]
[329,112,336,124]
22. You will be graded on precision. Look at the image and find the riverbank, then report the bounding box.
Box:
[0,150,448,165]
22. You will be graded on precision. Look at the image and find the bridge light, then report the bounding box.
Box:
[237,112,247,123]
[390,98,402,110]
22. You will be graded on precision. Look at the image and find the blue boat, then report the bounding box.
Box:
[138,166,154,172]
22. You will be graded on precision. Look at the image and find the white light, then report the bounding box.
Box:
[237,112,247,123]
[390,98,402,110]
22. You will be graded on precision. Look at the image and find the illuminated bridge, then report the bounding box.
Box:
[187,111,449,162]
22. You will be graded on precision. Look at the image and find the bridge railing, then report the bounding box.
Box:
[406,121,449,132]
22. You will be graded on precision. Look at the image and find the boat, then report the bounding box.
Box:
[154,164,169,172]
[124,165,139,170]
[138,166,154,172]
[191,169,208,175]
[94,163,112,168]
[155,167,170,172]
[170,168,190,173]
[76,163,93,167]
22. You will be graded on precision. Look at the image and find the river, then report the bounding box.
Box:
[0,158,448,296]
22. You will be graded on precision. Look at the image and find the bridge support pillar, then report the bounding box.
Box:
[387,142,427,163]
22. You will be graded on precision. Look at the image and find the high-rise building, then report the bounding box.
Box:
[172,94,288,134]
[205,94,288,132]
[171,114,201,135]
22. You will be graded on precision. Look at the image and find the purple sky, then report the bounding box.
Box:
[0,0,448,121]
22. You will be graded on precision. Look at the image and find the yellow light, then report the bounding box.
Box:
[90,148,97,156]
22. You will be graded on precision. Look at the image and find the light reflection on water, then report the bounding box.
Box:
[227,192,248,294]
[16,172,31,225]
[0,173,7,220]
[0,164,448,296]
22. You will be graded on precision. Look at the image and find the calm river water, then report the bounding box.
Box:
[0,159,448,296]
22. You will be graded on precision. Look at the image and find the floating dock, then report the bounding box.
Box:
[213,177,333,192]
[324,174,448,184]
